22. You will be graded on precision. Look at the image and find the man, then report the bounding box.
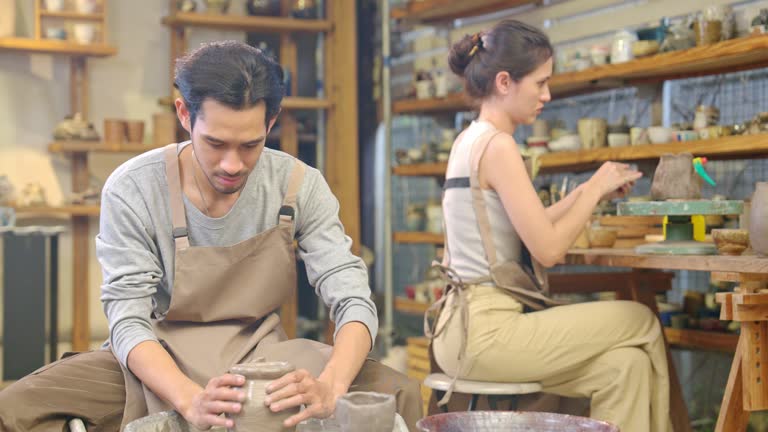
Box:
[0,41,421,431]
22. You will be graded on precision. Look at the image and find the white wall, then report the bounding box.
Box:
[0,0,249,342]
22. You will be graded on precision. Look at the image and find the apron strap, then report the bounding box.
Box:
[279,159,306,228]
[468,129,503,267]
[164,144,190,250]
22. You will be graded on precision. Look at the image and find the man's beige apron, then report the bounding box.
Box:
[118,144,330,428]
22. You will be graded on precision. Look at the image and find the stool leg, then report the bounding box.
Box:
[468,394,479,411]
[434,390,448,413]
[488,395,499,411]
[509,395,519,411]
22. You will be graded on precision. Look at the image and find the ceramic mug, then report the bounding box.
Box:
[577,118,607,149]
[75,0,99,14]
[44,0,65,12]
[73,23,97,44]
[415,80,433,100]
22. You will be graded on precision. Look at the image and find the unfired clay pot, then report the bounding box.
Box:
[749,182,768,256]
[227,360,298,431]
[651,153,702,200]
[335,392,395,432]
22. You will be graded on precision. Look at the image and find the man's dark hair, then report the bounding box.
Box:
[174,40,285,129]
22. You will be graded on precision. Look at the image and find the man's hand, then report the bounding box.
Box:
[264,369,342,427]
[180,374,246,430]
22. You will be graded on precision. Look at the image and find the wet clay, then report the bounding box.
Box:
[227,360,298,432]
[335,392,395,432]
[651,153,702,200]
[750,182,768,256]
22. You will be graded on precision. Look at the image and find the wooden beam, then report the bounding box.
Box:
[162,12,332,33]
[716,336,750,431]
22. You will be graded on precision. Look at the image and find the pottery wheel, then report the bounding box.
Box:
[618,200,744,255]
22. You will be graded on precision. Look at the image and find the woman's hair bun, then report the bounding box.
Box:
[448,33,477,78]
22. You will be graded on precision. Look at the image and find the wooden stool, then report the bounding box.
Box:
[424,373,542,412]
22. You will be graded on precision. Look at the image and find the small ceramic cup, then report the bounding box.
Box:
[75,0,99,14]
[335,392,395,432]
[44,0,65,12]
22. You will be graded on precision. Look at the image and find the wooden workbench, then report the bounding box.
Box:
[566,248,768,432]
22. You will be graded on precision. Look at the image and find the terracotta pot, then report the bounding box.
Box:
[226,360,297,431]
[749,182,768,256]
[126,120,145,144]
[153,112,177,146]
[104,119,126,146]
[335,392,395,432]
[650,153,701,200]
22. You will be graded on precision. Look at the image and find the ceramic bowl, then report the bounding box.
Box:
[588,227,618,248]
[712,229,750,256]
[632,40,660,57]
[526,136,550,146]
[73,23,96,44]
[548,134,581,152]
[607,133,630,147]
[648,126,672,144]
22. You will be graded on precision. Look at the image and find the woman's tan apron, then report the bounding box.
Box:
[425,128,561,405]
[118,144,330,428]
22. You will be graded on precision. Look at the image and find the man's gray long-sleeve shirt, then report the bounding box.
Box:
[97,142,377,367]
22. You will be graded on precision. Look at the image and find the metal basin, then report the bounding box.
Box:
[417,411,619,432]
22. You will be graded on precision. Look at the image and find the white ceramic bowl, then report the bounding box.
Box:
[607,133,630,147]
[647,126,672,144]
[548,134,581,152]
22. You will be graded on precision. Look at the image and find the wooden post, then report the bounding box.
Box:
[324,0,360,256]
[71,154,90,352]
[278,0,300,339]
[716,336,751,431]
[741,321,768,411]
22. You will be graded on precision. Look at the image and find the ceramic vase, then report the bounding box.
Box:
[650,153,701,200]
[749,182,768,256]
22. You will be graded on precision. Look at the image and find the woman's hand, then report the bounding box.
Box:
[588,162,642,200]
[265,369,340,427]
[180,374,245,430]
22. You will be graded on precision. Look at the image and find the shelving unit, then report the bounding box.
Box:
[382,4,768,426]
[0,2,118,352]
[161,0,359,339]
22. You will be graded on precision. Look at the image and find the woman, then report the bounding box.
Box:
[428,20,671,432]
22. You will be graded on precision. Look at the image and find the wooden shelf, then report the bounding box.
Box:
[391,0,537,23]
[392,34,768,112]
[14,205,100,217]
[538,133,768,173]
[395,296,430,315]
[0,37,116,57]
[49,141,157,153]
[162,12,332,33]
[391,134,768,176]
[394,231,444,244]
[392,93,467,115]
[566,248,768,274]
[392,162,447,176]
[664,328,738,353]
[550,34,768,97]
[282,96,331,110]
[39,11,104,21]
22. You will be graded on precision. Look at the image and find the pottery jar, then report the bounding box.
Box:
[227,361,297,432]
[749,182,768,256]
[335,392,395,432]
[650,153,702,200]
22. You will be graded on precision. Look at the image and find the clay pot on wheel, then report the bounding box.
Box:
[749,182,768,256]
[650,153,701,200]
[226,360,297,431]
